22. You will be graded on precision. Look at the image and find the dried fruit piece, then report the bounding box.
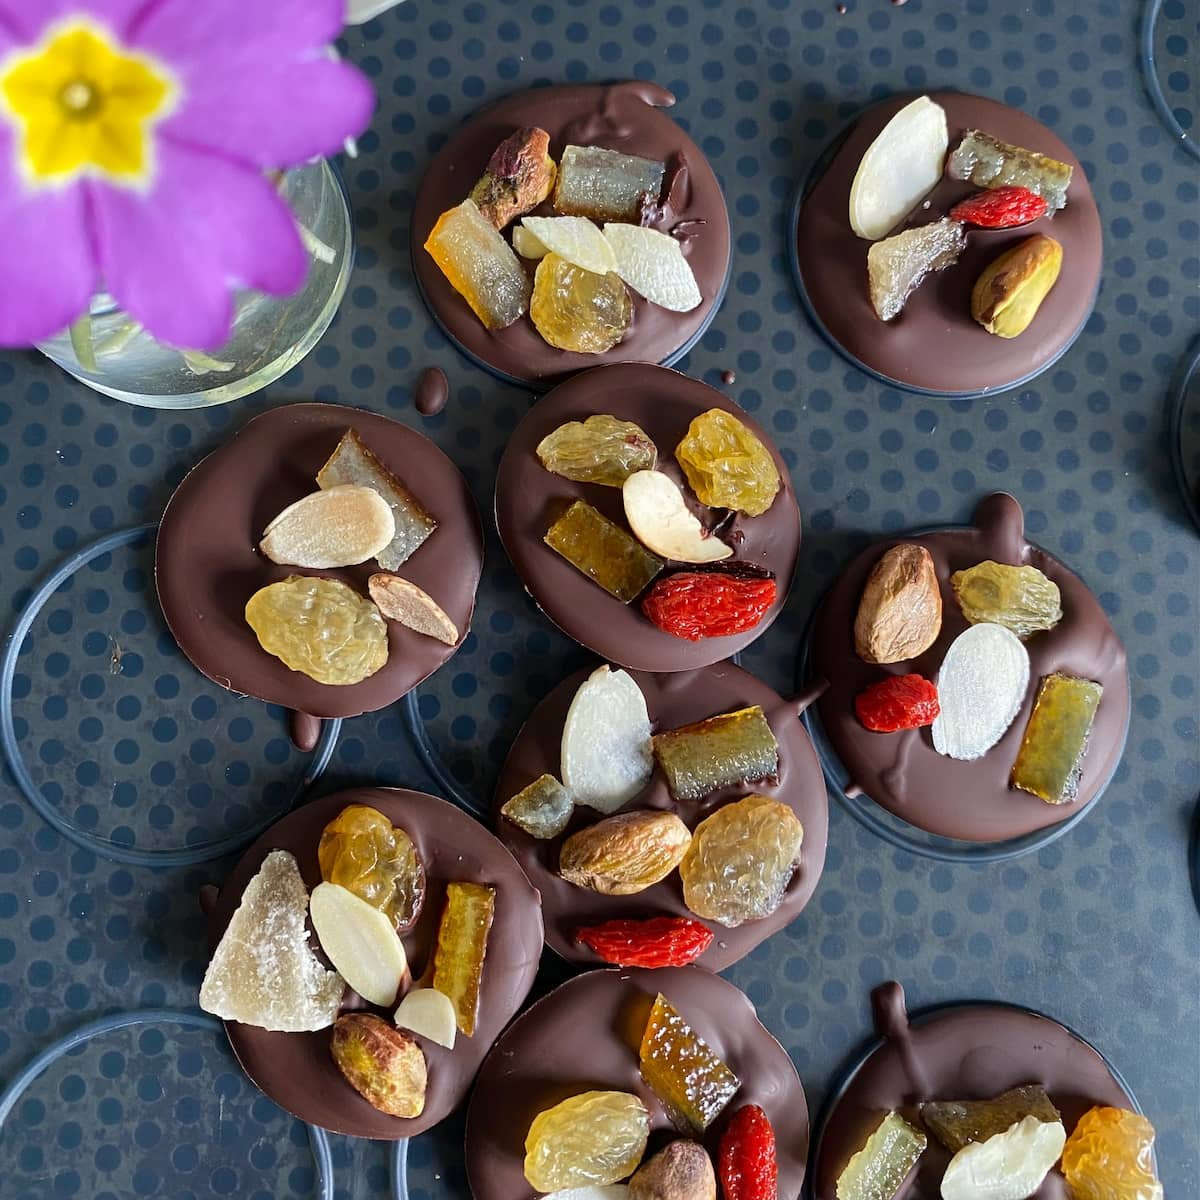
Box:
[423,198,531,330]
[559,810,691,896]
[931,624,1030,761]
[199,850,344,1032]
[431,881,495,1037]
[675,408,781,517]
[1010,673,1103,804]
[642,570,777,642]
[854,543,943,664]
[719,1105,778,1200]
[545,499,664,602]
[639,993,740,1133]
[575,916,714,968]
[554,144,666,222]
[652,706,780,802]
[849,95,949,240]
[941,1114,1067,1200]
[679,795,803,928]
[544,1190,631,1200]
[245,576,388,686]
[318,804,426,933]
[972,233,1063,338]
[259,485,395,569]
[469,126,556,229]
[836,1111,927,1200]
[525,1091,651,1190]
[522,215,619,275]
[317,429,438,570]
[531,253,632,353]
[922,1085,1062,1153]
[951,560,1063,637]
[949,185,1048,229]
[868,217,966,321]
[855,674,940,732]
[948,129,1074,211]
[603,223,702,312]
[1062,1106,1163,1200]
[513,223,550,258]
[538,413,658,487]
[629,1140,717,1200]
[330,1013,427,1118]
[394,987,457,1050]
[501,773,574,839]
[623,471,732,563]
[310,882,410,1007]
[368,573,459,646]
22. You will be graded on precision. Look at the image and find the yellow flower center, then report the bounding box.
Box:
[0,22,175,188]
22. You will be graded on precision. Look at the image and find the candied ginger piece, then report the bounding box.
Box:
[317,429,437,570]
[501,773,574,839]
[469,126,556,229]
[941,1114,1067,1200]
[603,223,702,312]
[537,413,658,487]
[680,795,803,928]
[431,881,495,1037]
[652,705,780,802]
[423,198,531,330]
[525,1091,650,1191]
[1010,674,1103,804]
[836,1110,926,1200]
[259,485,395,569]
[948,129,1073,212]
[922,1085,1062,1154]
[639,993,740,1133]
[531,253,632,353]
[245,576,388,686]
[867,217,966,321]
[675,408,781,517]
[561,665,654,813]
[544,500,664,602]
[522,216,618,275]
[554,144,666,222]
[200,850,344,1032]
[1062,1106,1163,1200]
[951,560,1063,638]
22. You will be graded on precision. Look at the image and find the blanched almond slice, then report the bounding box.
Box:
[309,882,410,1007]
[602,223,702,312]
[520,215,618,275]
[260,485,395,569]
[622,470,732,564]
[394,987,457,1050]
[368,573,460,645]
[512,224,549,259]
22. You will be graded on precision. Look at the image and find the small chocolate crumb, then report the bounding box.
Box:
[891,0,908,6]
[414,367,450,417]
[721,369,737,385]
[836,3,847,12]
[288,710,322,753]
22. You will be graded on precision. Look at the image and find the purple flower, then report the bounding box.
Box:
[0,0,375,349]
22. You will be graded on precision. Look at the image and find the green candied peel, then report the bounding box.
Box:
[501,774,574,839]
[543,499,663,602]
[1010,676,1103,804]
[652,705,780,802]
[837,1110,927,1200]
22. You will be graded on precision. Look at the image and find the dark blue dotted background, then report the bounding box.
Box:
[1,1,1197,1197]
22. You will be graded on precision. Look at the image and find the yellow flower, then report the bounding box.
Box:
[0,21,175,188]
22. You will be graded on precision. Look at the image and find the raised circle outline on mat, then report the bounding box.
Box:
[1190,797,1200,918]
[0,1008,334,1200]
[402,687,489,820]
[802,997,1151,1200]
[794,523,1131,864]
[390,1138,410,1200]
[1166,335,1200,535]
[0,524,342,868]
[1140,0,1199,164]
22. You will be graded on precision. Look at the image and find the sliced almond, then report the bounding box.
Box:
[368,573,460,645]
[259,485,395,569]
[309,882,410,1008]
[520,215,618,275]
[622,470,732,564]
[512,224,550,259]
[394,987,457,1050]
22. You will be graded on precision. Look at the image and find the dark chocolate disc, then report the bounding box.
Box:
[156,403,483,719]
[204,787,544,1139]
[811,981,1141,1199]
[495,362,802,672]
[465,967,809,1199]
[411,82,731,388]
[493,660,828,970]
[808,493,1130,843]
[794,91,1102,396]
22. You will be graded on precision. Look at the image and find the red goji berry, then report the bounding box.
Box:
[575,916,714,967]
[642,571,777,641]
[855,673,940,732]
[949,185,1047,229]
[719,1104,778,1200]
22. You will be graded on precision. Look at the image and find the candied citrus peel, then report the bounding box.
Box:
[431,881,495,1037]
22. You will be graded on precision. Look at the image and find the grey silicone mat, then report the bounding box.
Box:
[0,1,1197,1197]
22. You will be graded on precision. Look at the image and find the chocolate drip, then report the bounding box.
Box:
[288,710,321,753]
[871,981,929,1098]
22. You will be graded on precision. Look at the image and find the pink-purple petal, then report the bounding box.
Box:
[0,0,156,40]
[89,140,309,351]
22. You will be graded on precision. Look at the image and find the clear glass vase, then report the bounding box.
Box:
[37,159,355,410]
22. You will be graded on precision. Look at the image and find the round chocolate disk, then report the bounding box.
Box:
[808,493,1130,844]
[794,91,1102,396]
[493,660,828,971]
[811,981,1142,1200]
[156,403,483,719]
[466,967,809,1199]
[495,362,802,672]
[205,787,544,1139]
[411,82,731,388]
